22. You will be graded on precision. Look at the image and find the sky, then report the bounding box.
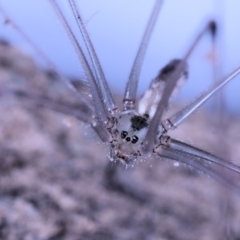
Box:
[0,0,239,114]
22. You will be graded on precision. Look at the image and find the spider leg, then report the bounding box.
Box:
[0,4,111,142]
[154,145,240,194]
[123,0,163,111]
[210,21,226,117]
[160,136,240,174]
[1,87,92,124]
[50,0,110,129]
[142,21,219,154]
[0,6,91,113]
[0,87,111,142]
[161,64,240,132]
[67,0,117,114]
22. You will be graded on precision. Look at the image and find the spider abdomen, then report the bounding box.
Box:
[138,59,188,119]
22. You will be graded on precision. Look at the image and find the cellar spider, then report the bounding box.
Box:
[0,0,240,194]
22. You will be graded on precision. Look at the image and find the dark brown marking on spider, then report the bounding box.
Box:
[209,20,217,38]
[158,59,188,81]
[130,115,148,131]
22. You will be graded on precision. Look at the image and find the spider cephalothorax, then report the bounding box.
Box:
[111,112,149,163]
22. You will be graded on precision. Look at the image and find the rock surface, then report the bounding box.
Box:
[0,40,240,240]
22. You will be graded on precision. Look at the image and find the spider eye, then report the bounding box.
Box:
[126,137,131,142]
[121,131,128,139]
[131,135,139,144]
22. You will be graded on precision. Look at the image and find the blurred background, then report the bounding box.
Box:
[0,0,239,114]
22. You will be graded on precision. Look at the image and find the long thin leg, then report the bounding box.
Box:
[209,17,235,239]
[142,21,216,154]
[50,0,108,126]
[0,3,111,142]
[1,87,111,142]
[0,6,92,113]
[1,87,92,123]
[68,0,117,114]
[161,63,240,132]
[154,145,240,194]
[160,136,240,174]
[123,0,163,111]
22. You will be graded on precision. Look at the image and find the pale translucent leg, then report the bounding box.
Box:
[0,5,92,113]
[154,145,240,194]
[123,0,164,111]
[161,136,240,174]
[1,87,111,142]
[68,0,117,114]
[161,64,240,132]
[50,0,109,126]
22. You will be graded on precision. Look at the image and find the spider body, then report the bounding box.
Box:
[111,59,188,164]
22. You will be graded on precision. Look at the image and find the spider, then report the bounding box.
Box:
[0,0,240,194]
